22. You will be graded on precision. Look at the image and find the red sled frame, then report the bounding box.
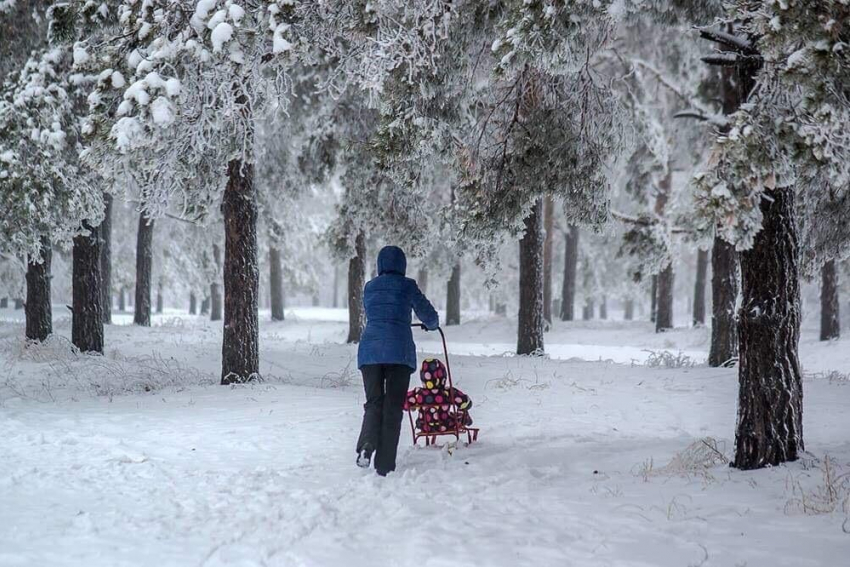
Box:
[407,324,480,447]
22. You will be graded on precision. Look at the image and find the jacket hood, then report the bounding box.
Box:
[377,246,407,276]
[420,358,448,389]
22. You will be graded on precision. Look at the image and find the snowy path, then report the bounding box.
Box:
[1,310,849,566]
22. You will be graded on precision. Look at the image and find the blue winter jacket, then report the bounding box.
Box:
[357,246,439,371]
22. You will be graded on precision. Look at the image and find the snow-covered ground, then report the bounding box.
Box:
[1,307,848,566]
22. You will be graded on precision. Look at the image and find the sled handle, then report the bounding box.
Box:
[411,324,455,394]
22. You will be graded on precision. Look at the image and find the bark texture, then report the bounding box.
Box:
[221,159,260,385]
[269,245,285,321]
[542,196,555,325]
[210,243,222,322]
[517,200,544,355]
[560,225,579,321]
[156,282,163,314]
[820,259,840,341]
[72,221,104,353]
[25,240,52,342]
[693,248,708,327]
[346,232,366,344]
[133,214,154,327]
[650,275,658,323]
[100,193,113,324]
[446,261,461,326]
[709,237,739,366]
[733,188,803,470]
[655,264,674,332]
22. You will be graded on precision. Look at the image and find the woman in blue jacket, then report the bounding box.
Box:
[356,245,439,476]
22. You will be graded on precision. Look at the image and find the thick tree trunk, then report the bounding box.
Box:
[650,275,658,323]
[0,298,7,308]
[118,287,126,312]
[624,299,634,321]
[709,237,739,366]
[72,221,104,353]
[156,281,163,314]
[446,261,461,326]
[25,239,52,342]
[221,159,259,385]
[189,292,197,315]
[133,213,154,327]
[542,196,555,326]
[820,259,840,341]
[560,225,578,321]
[210,243,222,322]
[693,248,708,327]
[100,193,112,324]
[347,232,366,344]
[733,188,803,470]
[599,295,608,320]
[269,245,285,321]
[14,298,23,309]
[656,264,674,332]
[417,267,429,295]
[517,199,544,355]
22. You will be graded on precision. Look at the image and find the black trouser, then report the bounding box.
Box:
[356,364,411,475]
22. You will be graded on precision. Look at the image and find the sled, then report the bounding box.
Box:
[407,324,480,447]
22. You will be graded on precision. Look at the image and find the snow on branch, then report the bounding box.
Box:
[610,209,692,235]
[674,110,728,128]
[701,53,761,67]
[698,29,757,55]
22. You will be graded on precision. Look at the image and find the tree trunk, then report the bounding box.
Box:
[582,299,594,321]
[650,275,658,322]
[446,261,461,326]
[417,267,429,295]
[133,213,154,327]
[560,225,579,321]
[312,293,320,307]
[201,296,210,315]
[0,298,7,308]
[517,199,544,355]
[709,237,739,366]
[542,196,555,326]
[14,298,23,309]
[118,287,126,312]
[269,245,284,321]
[656,264,674,332]
[221,158,260,385]
[156,281,163,314]
[100,193,112,324]
[820,259,840,341]
[189,292,197,315]
[624,299,634,321]
[733,188,803,470]
[693,248,708,327]
[72,221,104,353]
[210,243,222,322]
[347,231,366,344]
[600,295,608,320]
[25,239,52,342]
[332,263,339,308]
